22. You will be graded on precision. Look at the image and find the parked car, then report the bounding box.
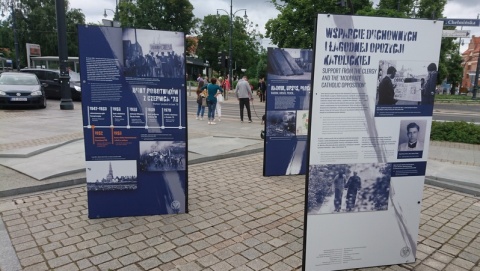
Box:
[20,68,81,101]
[0,72,47,109]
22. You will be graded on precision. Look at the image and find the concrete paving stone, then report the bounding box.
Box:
[158,250,181,263]
[197,254,221,267]
[109,238,129,249]
[240,248,262,260]
[55,262,80,271]
[232,266,254,271]
[128,241,149,252]
[80,230,101,241]
[268,238,287,248]
[200,227,220,236]
[284,254,302,269]
[444,264,469,271]
[138,257,162,270]
[19,254,44,267]
[75,239,98,250]
[430,251,454,264]
[177,261,203,271]
[459,250,480,263]
[9,228,31,239]
[22,262,49,271]
[90,243,112,255]
[68,248,93,261]
[112,229,133,239]
[47,255,71,269]
[54,244,78,257]
[14,240,37,252]
[210,261,234,271]
[76,258,93,270]
[156,241,176,253]
[448,239,469,248]
[451,257,476,269]
[175,245,196,257]
[117,264,143,271]
[440,244,462,256]
[422,239,442,249]
[214,247,236,260]
[10,234,34,246]
[117,252,142,267]
[168,229,186,240]
[423,258,447,270]
[60,235,82,247]
[454,233,475,243]
[126,233,147,244]
[89,252,113,266]
[271,261,297,271]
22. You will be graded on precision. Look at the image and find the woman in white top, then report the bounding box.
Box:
[215,77,225,121]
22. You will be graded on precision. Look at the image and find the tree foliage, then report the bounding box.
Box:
[265,0,371,48]
[197,14,263,79]
[0,0,85,67]
[118,0,197,34]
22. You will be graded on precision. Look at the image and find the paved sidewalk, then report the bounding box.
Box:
[0,153,479,271]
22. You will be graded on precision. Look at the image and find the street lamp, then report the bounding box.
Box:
[0,0,20,71]
[103,8,115,18]
[217,0,247,97]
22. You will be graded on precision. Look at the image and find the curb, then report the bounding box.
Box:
[425,176,480,197]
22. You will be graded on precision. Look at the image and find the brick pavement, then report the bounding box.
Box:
[0,153,479,271]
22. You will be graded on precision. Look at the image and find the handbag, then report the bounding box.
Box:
[197,95,202,105]
[216,92,224,102]
[201,97,207,107]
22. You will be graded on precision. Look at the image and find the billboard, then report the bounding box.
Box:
[303,15,443,270]
[264,48,312,176]
[78,25,187,218]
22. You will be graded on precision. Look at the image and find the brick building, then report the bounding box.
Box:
[461,35,480,91]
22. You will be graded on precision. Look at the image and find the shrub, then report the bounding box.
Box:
[430,121,480,144]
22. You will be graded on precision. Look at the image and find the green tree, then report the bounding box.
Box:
[197,14,263,79]
[0,0,85,67]
[118,0,197,34]
[266,0,372,48]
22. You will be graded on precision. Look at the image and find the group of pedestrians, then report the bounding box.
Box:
[195,74,260,124]
[332,171,362,212]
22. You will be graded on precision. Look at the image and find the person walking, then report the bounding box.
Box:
[235,76,253,123]
[258,77,266,102]
[215,77,225,121]
[332,171,347,212]
[200,77,223,125]
[345,172,362,212]
[196,80,206,120]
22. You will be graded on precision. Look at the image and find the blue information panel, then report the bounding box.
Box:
[78,25,187,218]
[264,48,312,176]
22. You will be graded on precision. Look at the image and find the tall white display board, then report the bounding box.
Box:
[303,15,443,270]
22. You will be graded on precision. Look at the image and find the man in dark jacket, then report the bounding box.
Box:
[345,172,361,212]
[378,66,397,105]
[421,63,437,105]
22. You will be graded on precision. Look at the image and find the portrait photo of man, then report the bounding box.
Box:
[398,121,427,152]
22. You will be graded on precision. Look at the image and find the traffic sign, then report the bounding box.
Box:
[442,30,471,38]
[439,18,480,27]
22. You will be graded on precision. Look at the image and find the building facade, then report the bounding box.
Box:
[461,36,480,91]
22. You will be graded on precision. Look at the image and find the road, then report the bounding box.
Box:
[185,97,266,122]
[433,103,480,123]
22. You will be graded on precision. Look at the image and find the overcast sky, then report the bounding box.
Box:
[69,0,480,51]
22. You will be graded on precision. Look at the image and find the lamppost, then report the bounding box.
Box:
[217,0,247,96]
[472,13,480,99]
[103,8,115,18]
[0,0,20,71]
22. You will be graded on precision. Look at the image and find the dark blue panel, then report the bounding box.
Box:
[391,162,427,177]
[78,25,187,218]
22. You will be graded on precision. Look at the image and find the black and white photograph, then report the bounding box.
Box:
[398,119,427,152]
[267,48,313,80]
[139,141,186,172]
[86,160,137,191]
[123,29,185,78]
[265,110,296,137]
[307,163,392,215]
[376,60,438,106]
